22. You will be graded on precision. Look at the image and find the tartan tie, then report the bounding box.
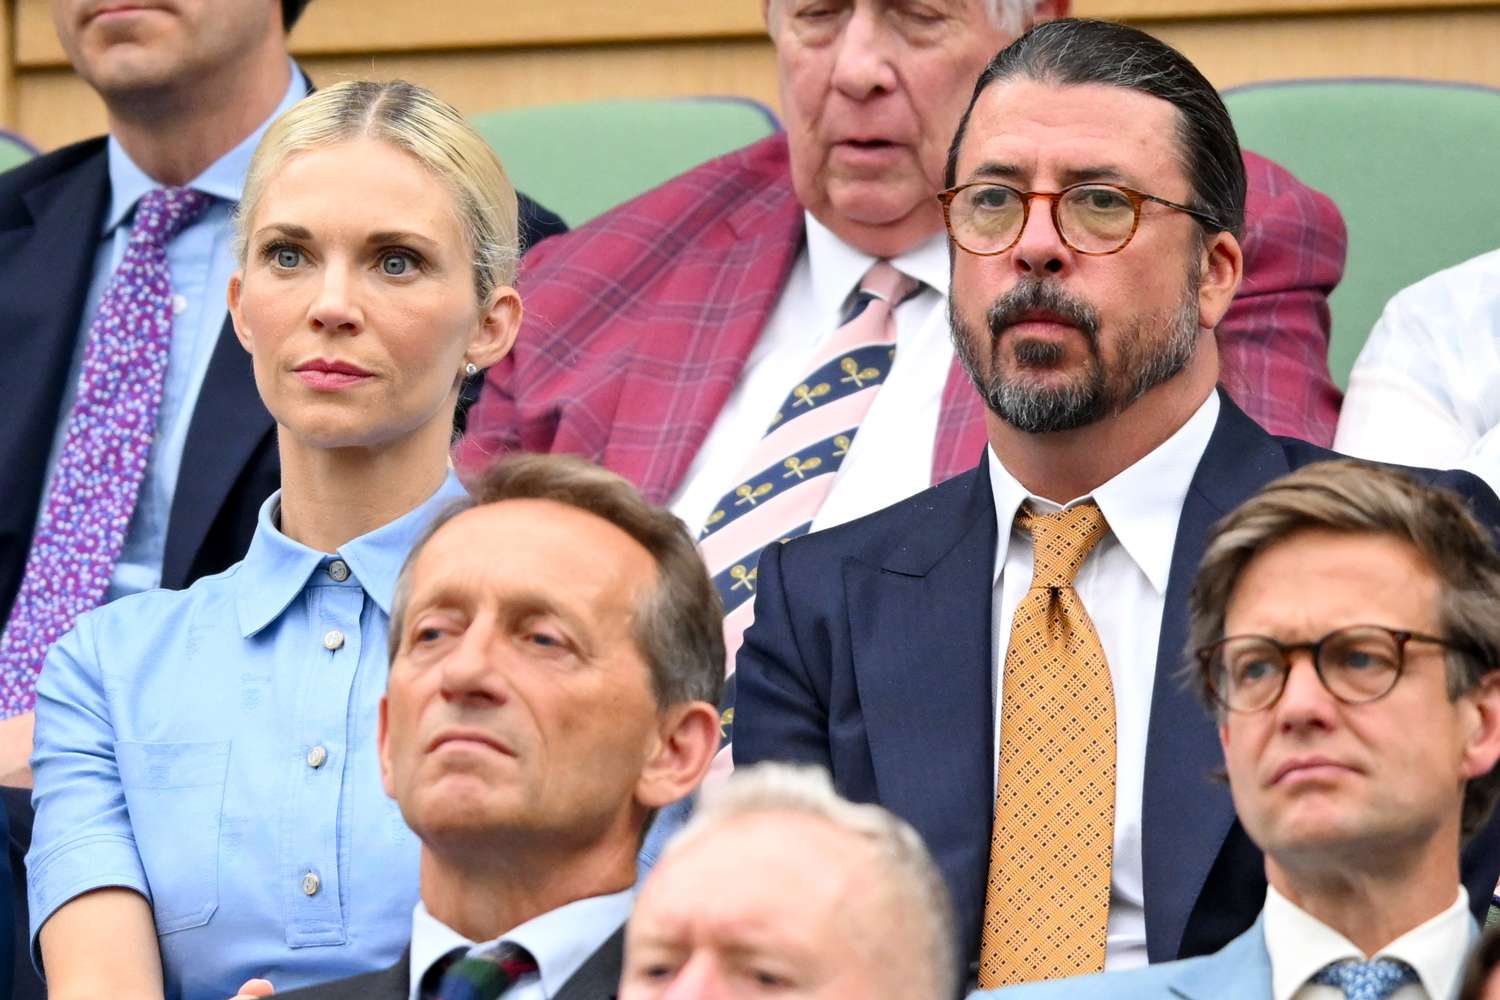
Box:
[0,186,211,718]
[1312,958,1420,999]
[699,260,919,674]
[978,502,1115,986]
[423,942,540,1000]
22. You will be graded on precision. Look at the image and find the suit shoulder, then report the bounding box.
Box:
[0,136,106,201]
[1240,147,1342,231]
[976,954,1209,999]
[0,136,107,233]
[780,468,981,563]
[519,132,795,278]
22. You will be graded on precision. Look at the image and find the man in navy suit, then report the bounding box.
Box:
[0,0,564,777]
[983,461,1500,999]
[732,17,1500,991]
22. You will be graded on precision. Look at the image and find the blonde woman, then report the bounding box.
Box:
[26,81,522,1000]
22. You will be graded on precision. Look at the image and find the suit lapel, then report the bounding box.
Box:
[601,164,804,504]
[1142,393,1291,962]
[1166,918,1271,1000]
[0,146,109,598]
[554,924,625,1000]
[160,312,274,587]
[844,462,997,956]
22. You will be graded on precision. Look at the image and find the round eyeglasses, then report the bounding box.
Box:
[936,182,1224,257]
[1196,624,1470,714]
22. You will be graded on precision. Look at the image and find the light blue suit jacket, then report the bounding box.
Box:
[972,915,1478,1000]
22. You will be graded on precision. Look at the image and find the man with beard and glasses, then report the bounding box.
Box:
[733,18,1500,995]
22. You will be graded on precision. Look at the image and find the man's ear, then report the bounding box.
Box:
[1197,230,1244,332]
[378,693,397,800]
[466,284,522,372]
[636,701,722,811]
[227,271,253,353]
[1460,672,1500,783]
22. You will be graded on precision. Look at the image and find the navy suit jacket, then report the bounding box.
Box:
[974,915,1478,1000]
[733,392,1500,982]
[0,137,565,625]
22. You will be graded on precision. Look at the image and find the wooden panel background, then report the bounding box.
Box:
[4,0,1499,151]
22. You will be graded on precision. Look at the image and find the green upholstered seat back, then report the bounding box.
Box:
[469,97,780,229]
[1223,79,1500,387]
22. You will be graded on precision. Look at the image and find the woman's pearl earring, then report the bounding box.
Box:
[463,361,479,377]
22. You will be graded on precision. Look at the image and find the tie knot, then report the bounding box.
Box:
[851,260,919,314]
[1310,957,1420,1000]
[130,186,212,247]
[424,941,539,1000]
[1016,502,1109,589]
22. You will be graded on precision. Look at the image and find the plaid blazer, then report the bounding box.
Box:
[457,133,1346,494]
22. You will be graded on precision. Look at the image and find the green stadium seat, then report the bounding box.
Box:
[0,130,38,175]
[469,96,780,229]
[1223,79,1500,388]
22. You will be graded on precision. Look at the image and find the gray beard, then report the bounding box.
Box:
[949,275,1203,434]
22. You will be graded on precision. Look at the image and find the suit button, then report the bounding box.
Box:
[306,745,327,769]
[323,629,345,651]
[301,871,321,896]
[327,559,350,582]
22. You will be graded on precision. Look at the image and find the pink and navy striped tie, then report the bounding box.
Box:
[700,260,919,674]
[0,186,211,717]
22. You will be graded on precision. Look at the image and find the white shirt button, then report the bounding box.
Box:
[327,560,350,582]
[323,629,345,651]
[306,745,327,769]
[171,293,187,316]
[301,871,321,896]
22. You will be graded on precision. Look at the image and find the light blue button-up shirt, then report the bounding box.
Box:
[27,471,466,1000]
[37,61,306,603]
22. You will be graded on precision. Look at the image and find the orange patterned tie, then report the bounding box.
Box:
[978,501,1115,987]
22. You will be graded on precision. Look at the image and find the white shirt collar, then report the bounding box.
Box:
[407,888,634,1000]
[1263,884,1473,1000]
[802,210,949,327]
[987,390,1220,593]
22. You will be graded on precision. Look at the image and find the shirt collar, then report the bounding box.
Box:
[1264,883,1472,1000]
[235,470,467,637]
[802,210,948,327]
[102,58,309,235]
[408,889,635,1000]
[987,390,1219,592]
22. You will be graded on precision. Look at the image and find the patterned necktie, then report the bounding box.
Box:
[0,186,211,718]
[1312,958,1421,1000]
[978,502,1115,987]
[423,942,540,1000]
[699,260,919,671]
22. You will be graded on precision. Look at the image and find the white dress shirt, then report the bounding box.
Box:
[1335,248,1500,493]
[1264,884,1471,1000]
[407,889,634,1000]
[986,390,1221,971]
[669,211,954,535]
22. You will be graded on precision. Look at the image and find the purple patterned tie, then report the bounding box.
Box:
[0,186,211,717]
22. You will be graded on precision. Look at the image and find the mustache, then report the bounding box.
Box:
[985,280,1102,343]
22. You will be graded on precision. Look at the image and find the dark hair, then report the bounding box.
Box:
[944,17,1246,239]
[389,454,726,711]
[283,0,312,30]
[1187,460,1500,838]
